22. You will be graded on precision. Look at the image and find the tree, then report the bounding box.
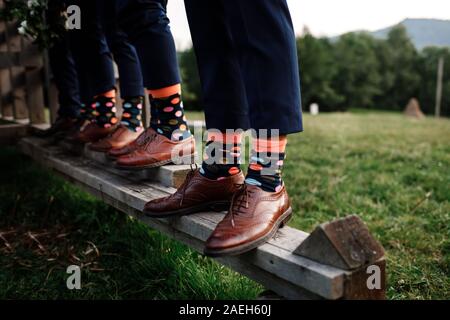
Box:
[297,33,344,111]
[376,25,421,110]
[332,32,382,109]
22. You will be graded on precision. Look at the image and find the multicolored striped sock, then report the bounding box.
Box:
[200,131,242,180]
[245,136,287,192]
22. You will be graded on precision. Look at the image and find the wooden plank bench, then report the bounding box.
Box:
[0,122,28,144]
[18,136,386,300]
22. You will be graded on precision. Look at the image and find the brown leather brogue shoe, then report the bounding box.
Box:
[34,117,78,138]
[107,127,154,159]
[69,121,116,144]
[204,184,292,257]
[115,131,195,169]
[89,125,142,152]
[144,169,245,217]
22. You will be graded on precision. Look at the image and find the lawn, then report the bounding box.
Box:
[0,111,449,299]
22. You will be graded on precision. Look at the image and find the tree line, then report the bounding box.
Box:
[179,25,450,117]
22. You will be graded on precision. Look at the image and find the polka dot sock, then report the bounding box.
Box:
[200,132,242,180]
[91,91,118,128]
[149,92,191,141]
[245,136,287,192]
[120,96,144,132]
[79,103,94,121]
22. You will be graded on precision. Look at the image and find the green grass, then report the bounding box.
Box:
[284,112,450,300]
[1,111,449,299]
[0,147,261,299]
[185,110,205,121]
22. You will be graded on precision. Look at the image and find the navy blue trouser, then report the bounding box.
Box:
[48,30,82,118]
[47,0,81,118]
[184,0,303,135]
[97,0,145,98]
[68,0,116,103]
[115,0,181,90]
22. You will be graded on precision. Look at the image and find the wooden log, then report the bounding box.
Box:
[19,136,359,300]
[294,215,385,270]
[294,215,386,299]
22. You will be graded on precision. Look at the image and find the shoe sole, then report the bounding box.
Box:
[144,200,230,218]
[203,207,293,257]
[88,145,112,153]
[115,152,197,170]
[115,158,174,170]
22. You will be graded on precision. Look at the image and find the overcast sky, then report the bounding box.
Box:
[167,0,450,50]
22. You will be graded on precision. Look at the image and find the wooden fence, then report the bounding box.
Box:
[0,14,60,144]
[1,12,387,300]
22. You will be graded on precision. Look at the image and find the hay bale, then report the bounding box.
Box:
[404,98,425,119]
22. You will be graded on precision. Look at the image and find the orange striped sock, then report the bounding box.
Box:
[246,135,287,192]
[200,131,243,180]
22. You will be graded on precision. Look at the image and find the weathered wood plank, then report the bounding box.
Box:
[83,144,192,188]
[11,66,29,120]
[25,64,46,124]
[19,136,349,299]
[0,67,14,119]
[0,123,28,144]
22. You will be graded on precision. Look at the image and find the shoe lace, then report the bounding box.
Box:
[143,131,158,148]
[167,163,198,207]
[229,184,253,228]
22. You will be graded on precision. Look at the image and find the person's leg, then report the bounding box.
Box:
[245,134,287,192]
[114,0,195,169]
[67,0,118,143]
[69,0,118,131]
[110,31,145,132]
[199,130,242,181]
[117,0,190,141]
[89,0,146,152]
[183,0,250,181]
[143,0,246,216]
[184,0,249,132]
[220,0,301,193]
[204,0,302,256]
[48,33,81,120]
[224,0,302,135]
[115,0,188,142]
[36,0,81,137]
[100,0,145,131]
